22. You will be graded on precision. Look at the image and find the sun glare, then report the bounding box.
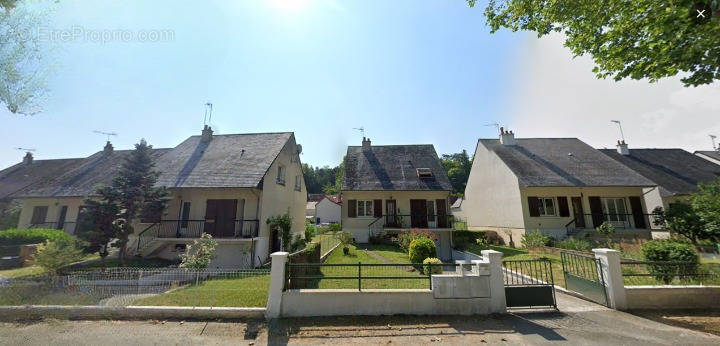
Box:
[266,0,312,12]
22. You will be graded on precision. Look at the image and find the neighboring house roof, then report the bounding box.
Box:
[0,158,84,199]
[13,149,170,198]
[451,198,462,209]
[478,138,655,188]
[308,193,325,202]
[600,148,720,197]
[321,195,342,205]
[6,132,294,198]
[342,144,452,191]
[695,150,720,162]
[154,132,293,188]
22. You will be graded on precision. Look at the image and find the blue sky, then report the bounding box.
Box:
[0,0,520,168]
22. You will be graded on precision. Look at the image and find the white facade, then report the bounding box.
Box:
[314,197,340,224]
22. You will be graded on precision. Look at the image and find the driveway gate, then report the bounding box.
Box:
[560,251,609,306]
[502,259,556,309]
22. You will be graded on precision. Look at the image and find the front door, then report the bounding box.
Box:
[436,199,448,228]
[204,199,237,237]
[571,197,585,228]
[410,199,428,228]
[385,200,398,227]
[57,206,68,231]
[426,200,437,228]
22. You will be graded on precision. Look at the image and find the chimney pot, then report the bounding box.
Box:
[103,141,114,154]
[616,141,630,155]
[201,125,213,142]
[22,152,33,165]
[362,137,371,150]
[500,128,516,146]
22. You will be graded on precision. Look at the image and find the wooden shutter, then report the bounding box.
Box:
[628,197,647,229]
[527,197,540,217]
[557,197,570,217]
[31,206,48,224]
[348,200,357,218]
[436,199,448,228]
[588,197,604,228]
[373,199,382,218]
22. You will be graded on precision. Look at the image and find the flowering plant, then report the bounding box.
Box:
[395,229,438,252]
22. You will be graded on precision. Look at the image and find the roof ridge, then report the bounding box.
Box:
[188,132,293,137]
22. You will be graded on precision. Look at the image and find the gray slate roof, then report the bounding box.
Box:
[342,145,452,191]
[4,132,293,198]
[695,150,720,162]
[600,148,720,196]
[479,138,656,188]
[154,133,292,188]
[0,158,84,199]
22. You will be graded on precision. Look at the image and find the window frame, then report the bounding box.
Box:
[276,165,286,185]
[601,197,628,222]
[538,197,557,217]
[356,200,374,218]
[294,175,301,191]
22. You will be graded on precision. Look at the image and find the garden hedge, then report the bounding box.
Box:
[0,229,74,246]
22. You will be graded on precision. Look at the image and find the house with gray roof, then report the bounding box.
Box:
[695,150,720,166]
[600,145,720,213]
[340,137,454,259]
[2,126,307,268]
[461,129,658,243]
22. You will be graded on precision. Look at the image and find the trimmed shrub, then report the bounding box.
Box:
[31,237,86,275]
[327,223,342,233]
[0,229,74,246]
[423,257,443,274]
[557,237,592,252]
[642,239,699,284]
[521,232,551,249]
[452,230,483,250]
[408,237,437,264]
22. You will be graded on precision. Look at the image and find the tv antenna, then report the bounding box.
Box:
[710,134,717,150]
[484,122,500,133]
[611,120,625,142]
[204,102,213,125]
[15,147,36,153]
[93,130,117,142]
[353,126,366,138]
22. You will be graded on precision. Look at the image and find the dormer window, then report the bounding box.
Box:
[417,168,433,179]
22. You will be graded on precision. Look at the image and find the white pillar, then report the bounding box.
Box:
[266,251,288,319]
[593,248,627,310]
[482,249,506,313]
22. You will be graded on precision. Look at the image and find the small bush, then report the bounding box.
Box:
[423,257,443,275]
[521,232,550,249]
[409,237,437,264]
[327,223,342,233]
[642,239,699,284]
[31,237,86,275]
[304,223,315,242]
[289,234,307,253]
[180,233,218,269]
[396,229,438,253]
[0,229,74,246]
[453,230,483,251]
[337,231,354,255]
[557,237,592,252]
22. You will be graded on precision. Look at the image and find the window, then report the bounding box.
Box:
[30,206,48,225]
[357,200,373,217]
[417,168,433,179]
[601,198,627,222]
[538,198,556,216]
[294,175,301,191]
[276,165,286,185]
[180,202,191,228]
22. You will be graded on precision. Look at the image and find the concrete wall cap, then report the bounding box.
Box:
[592,248,620,254]
[271,252,289,257]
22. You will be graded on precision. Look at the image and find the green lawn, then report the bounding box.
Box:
[365,244,411,263]
[0,253,100,279]
[0,255,173,279]
[133,274,271,307]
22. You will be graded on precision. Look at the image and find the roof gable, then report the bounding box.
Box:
[600,148,720,196]
[479,138,655,187]
[342,144,452,191]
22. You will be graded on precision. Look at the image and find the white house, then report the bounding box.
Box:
[314,195,341,224]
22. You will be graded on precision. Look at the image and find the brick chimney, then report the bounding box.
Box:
[201,125,213,142]
[103,141,114,155]
[499,127,516,146]
[22,152,33,165]
[362,137,371,150]
[616,140,629,155]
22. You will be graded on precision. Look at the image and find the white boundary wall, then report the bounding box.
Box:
[266,250,506,318]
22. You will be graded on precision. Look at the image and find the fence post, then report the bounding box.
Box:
[593,248,627,310]
[266,251,289,319]
[358,262,362,291]
[481,249,506,314]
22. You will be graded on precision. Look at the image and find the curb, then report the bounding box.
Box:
[0,305,266,321]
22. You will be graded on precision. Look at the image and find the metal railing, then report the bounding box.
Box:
[620,260,720,285]
[368,214,455,231]
[0,267,270,308]
[312,232,341,258]
[565,213,662,233]
[503,259,555,286]
[136,219,259,252]
[285,262,458,290]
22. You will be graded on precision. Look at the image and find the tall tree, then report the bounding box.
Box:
[302,163,342,194]
[441,150,472,196]
[76,187,121,268]
[1,0,50,114]
[474,0,720,87]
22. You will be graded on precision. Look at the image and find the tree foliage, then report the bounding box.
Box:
[301,163,341,194]
[76,186,121,267]
[180,233,218,270]
[474,0,720,87]
[31,237,86,275]
[267,213,293,251]
[653,179,720,244]
[441,150,472,195]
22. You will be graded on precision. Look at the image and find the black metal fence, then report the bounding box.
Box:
[136,219,259,252]
[503,259,555,286]
[620,261,720,285]
[285,263,457,290]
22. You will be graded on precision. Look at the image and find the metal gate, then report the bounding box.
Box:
[503,259,557,309]
[560,251,609,306]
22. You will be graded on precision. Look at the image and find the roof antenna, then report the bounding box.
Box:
[353,126,365,138]
[204,102,213,125]
[15,147,36,153]
[93,130,117,142]
[710,134,717,150]
[484,122,500,134]
[611,120,625,143]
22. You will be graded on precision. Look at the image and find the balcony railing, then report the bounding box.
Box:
[136,219,260,252]
[369,214,454,233]
[565,213,661,234]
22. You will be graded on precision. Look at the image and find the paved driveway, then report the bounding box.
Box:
[1,292,718,345]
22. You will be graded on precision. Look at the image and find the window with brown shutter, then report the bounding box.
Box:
[348,199,357,218]
[557,197,570,217]
[528,197,540,217]
[373,199,382,218]
[30,206,48,225]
